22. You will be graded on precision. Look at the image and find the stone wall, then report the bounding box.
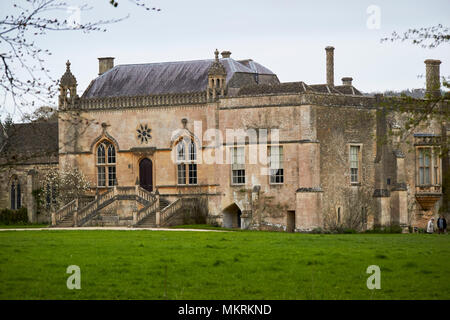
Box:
[0,163,57,223]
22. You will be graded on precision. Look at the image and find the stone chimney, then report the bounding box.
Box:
[98,57,115,76]
[325,46,334,87]
[221,51,232,58]
[341,77,353,86]
[424,59,441,98]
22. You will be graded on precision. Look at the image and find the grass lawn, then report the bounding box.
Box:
[0,230,448,300]
[0,224,49,229]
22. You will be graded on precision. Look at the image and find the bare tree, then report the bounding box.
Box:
[381,24,449,49]
[0,0,160,112]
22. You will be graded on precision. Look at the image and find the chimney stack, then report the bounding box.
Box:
[98,57,115,76]
[221,51,232,58]
[341,77,353,86]
[325,46,334,87]
[424,59,441,98]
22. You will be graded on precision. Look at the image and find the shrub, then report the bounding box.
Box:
[311,227,323,234]
[365,224,403,234]
[0,207,28,225]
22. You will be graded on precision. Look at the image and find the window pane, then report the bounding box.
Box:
[232,147,244,164]
[269,146,284,183]
[419,168,424,185]
[98,167,106,187]
[232,169,245,184]
[46,183,51,208]
[270,168,284,183]
[108,166,117,186]
[351,168,358,183]
[97,144,105,164]
[350,146,360,182]
[425,167,430,185]
[177,164,186,184]
[52,184,58,204]
[16,183,21,209]
[434,167,439,185]
[189,141,196,161]
[107,145,116,164]
[177,143,185,162]
[424,153,430,167]
[188,164,197,184]
[10,182,16,210]
[350,146,359,169]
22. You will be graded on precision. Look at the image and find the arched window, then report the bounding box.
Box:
[45,183,57,209]
[176,139,197,185]
[97,141,116,187]
[177,142,185,162]
[10,178,21,210]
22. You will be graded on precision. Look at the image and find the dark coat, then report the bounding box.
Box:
[437,217,447,229]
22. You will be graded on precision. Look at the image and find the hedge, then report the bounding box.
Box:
[0,207,28,225]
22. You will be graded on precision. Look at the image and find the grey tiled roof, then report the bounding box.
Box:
[1,122,58,164]
[238,82,364,96]
[334,85,363,96]
[82,58,276,98]
[238,82,312,95]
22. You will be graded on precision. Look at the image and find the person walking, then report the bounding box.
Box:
[437,215,447,234]
[427,217,435,234]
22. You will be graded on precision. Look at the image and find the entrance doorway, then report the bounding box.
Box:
[222,203,242,229]
[139,158,153,192]
[287,211,295,232]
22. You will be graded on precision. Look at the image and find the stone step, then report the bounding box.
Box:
[160,198,170,209]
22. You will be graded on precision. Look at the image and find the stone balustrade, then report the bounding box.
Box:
[63,91,208,111]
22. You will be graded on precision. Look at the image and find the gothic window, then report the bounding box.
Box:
[10,178,21,210]
[45,183,58,209]
[97,141,116,187]
[176,139,197,185]
[417,147,440,186]
[350,145,361,183]
[269,146,284,184]
[231,147,245,185]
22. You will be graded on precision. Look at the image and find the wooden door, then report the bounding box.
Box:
[139,158,153,192]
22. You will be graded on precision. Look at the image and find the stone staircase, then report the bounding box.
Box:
[56,211,76,227]
[134,197,170,228]
[52,186,196,228]
[52,186,158,227]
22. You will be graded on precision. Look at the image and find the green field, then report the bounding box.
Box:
[0,230,448,299]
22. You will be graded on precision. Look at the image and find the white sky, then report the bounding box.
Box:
[1,0,449,120]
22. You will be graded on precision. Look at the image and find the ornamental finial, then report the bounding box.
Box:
[214,49,219,61]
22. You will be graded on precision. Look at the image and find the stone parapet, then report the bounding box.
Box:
[63,91,208,111]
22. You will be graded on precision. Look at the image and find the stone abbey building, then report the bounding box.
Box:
[1,47,448,231]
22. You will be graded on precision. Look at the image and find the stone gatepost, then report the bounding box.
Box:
[155,189,161,227]
[73,198,79,227]
[51,211,56,226]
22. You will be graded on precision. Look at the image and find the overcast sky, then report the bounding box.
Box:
[1,0,449,120]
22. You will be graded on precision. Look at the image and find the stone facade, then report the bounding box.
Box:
[1,47,448,231]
